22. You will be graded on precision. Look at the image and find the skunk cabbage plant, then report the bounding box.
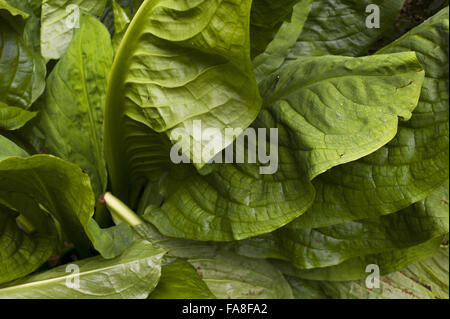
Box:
[0,0,448,299]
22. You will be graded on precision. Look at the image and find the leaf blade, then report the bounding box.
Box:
[0,240,165,299]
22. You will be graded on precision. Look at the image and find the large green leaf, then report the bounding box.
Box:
[0,205,57,285]
[149,258,215,299]
[258,52,424,180]
[0,20,46,109]
[40,0,107,60]
[0,240,165,298]
[36,14,111,197]
[104,0,262,203]
[289,0,405,57]
[292,7,450,229]
[0,102,37,130]
[234,180,449,269]
[288,247,449,299]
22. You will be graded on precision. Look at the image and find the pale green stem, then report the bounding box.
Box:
[103,192,143,227]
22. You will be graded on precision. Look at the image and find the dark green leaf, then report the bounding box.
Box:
[0,20,46,109]
[36,14,111,197]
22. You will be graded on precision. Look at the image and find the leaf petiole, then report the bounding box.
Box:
[101,192,143,227]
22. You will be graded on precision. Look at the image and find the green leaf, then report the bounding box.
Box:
[292,7,450,229]
[0,205,57,285]
[149,258,216,299]
[0,240,165,299]
[0,153,133,259]
[290,0,405,57]
[277,236,443,281]
[105,0,262,202]
[111,0,130,54]
[0,102,37,130]
[234,180,449,270]
[287,247,449,299]
[0,134,28,159]
[40,0,107,60]
[253,0,313,83]
[0,20,46,109]
[36,14,111,198]
[250,0,308,58]
[258,52,424,180]
[188,250,293,299]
